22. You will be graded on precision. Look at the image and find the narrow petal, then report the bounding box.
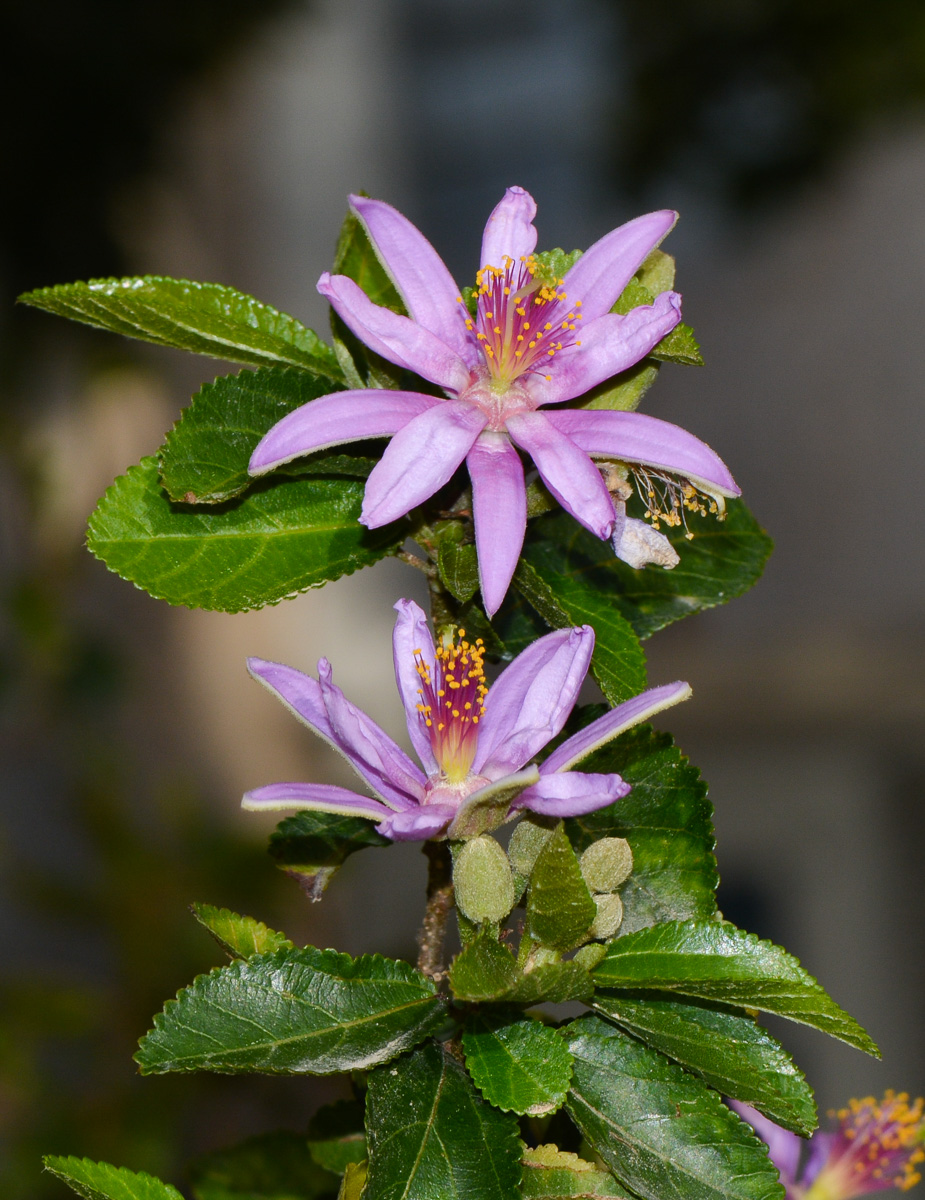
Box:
[361,400,487,528]
[472,625,594,778]
[349,194,477,368]
[242,782,391,822]
[480,186,538,267]
[543,408,740,498]
[563,209,678,321]
[516,771,631,818]
[541,681,692,773]
[467,432,526,617]
[391,598,438,774]
[249,390,439,475]
[727,1102,803,1190]
[506,411,615,539]
[529,293,682,407]
[318,272,471,393]
[379,804,457,842]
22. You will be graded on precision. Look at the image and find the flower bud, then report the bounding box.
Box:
[453,836,515,924]
[588,892,624,941]
[580,837,633,893]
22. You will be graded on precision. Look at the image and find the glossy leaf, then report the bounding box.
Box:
[307,1099,367,1175]
[520,1145,626,1200]
[527,824,597,950]
[191,903,292,959]
[188,1131,339,1200]
[565,1016,784,1200]
[364,1040,522,1200]
[43,1157,182,1200]
[268,810,390,901]
[136,947,446,1075]
[591,920,879,1055]
[438,540,480,604]
[462,1013,574,1115]
[19,277,341,378]
[592,994,816,1135]
[87,457,403,612]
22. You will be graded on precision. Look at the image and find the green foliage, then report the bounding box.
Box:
[43,1158,183,1200]
[462,1013,574,1115]
[592,994,816,1135]
[364,1041,523,1200]
[592,920,879,1054]
[306,1100,367,1175]
[87,458,403,612]
[135,948,446,1075]
[333,209,406,315]
[565,1016,784,1200]
[191,903,293,958]
[438,540,480,604]
[448,930,593,1006]
[188,1131,339,1200]
[526,824,597,951]
[575,360,660,413]
[613,275,703,366]
[268,810,389,901]
[520,1145,625,1200]
[19,278,342,379]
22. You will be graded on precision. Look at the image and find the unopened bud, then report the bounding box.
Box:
[580,837,633,893]
[588,892,624,940]
[453,836,515,924]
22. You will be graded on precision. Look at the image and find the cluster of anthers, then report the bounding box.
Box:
[632,464,724,540]
[829,1092,925,1194]
[414,630,488,784]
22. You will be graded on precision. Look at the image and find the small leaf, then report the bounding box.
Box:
[43,1157,183,1200]
[520,1145,626,1199]
[136,947,446,1075]
[527,824,596,951]
[565,1016,784,1200]
[438,540,480,604]
[191,903,293,959]
[501,962,594,1006]
[307,1099,367,1175]
[337,1163,367,1200]
[448,931,593,1006]
[333,209,406,315]
[591,920,879,1055]
[20,277,341,378]
[650,321,703,366]
[637,249,676,294]
[575,360,660,413]
[188,1131,339,1200]
[593,995,816,1135]
[463,1013,573,1115]
[269,810,390,901]
[87,458,403,613]
[365,1040,522,1200]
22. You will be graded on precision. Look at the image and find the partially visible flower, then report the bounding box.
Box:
[731,1095,925,1200]
[242,598,691,841]
[249,188,740,614]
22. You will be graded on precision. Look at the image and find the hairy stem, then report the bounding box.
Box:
[416,840,454,981]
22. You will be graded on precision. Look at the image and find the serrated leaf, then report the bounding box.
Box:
[502,962,594,1006]
[438,540,480,603]
[463,1013,573,1115]
[364,1040,522,1200]
[535,248,584,281]
[268,809,390,900]
[20,277,341,379]
[650,321,703,366]
[591,920,878,1055]
[448,931,593,1006]
[136,947,446,1075]
[566,724,718,935]
[333,209,406,315]
[575,360,660,413]
[191,903,293,959]
[527,824,596,951]
[87,457,403,612]
[43,1157,183,1200]
[513,560,647,705]
[307,1099,367,1175]
[521,1145,626,1199]
[188,1131,339,1200]
[593,994,816,1135]
[565,1016,784,1200]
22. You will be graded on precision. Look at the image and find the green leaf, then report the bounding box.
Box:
[333,209,406,315]
[565,1016,784,1200]
[650,321,703,366]
[527,824,597,951]
[535,248,584,281]
[501,962,594,1006]
[593,994,816,1135]
[20,277,341,379]
[575,360,660,413]
[43,1157,183,1200]
[337,1163,367,1200]
[364,1040,523,1200]
[438,540,480,604]
[566,725,718,935]
[191,903,293,958]
[463,1013,573,1115]
[135,947,446,1074]
[448,930,593,1006]
[87,457,403,612]
[268,810,390,901]
[520,1145,626,1200]
[637,249,676,294]
[307,1100,367,1175]
[591,920,879,1055]
[188,1131,339,1200]
[612,268,702,366]
[513,559,647,705]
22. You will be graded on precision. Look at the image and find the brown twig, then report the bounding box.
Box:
[416,840,454,981]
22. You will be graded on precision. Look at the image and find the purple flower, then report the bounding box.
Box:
[731,1095,925,1200]
[249,188,740,614]
[242,598,691,841]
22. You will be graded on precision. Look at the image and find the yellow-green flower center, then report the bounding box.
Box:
[414,630,488,785]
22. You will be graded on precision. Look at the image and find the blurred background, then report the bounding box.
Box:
[3,0,925,1194]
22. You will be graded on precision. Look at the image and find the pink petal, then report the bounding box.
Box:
[379,804,457,842]
[361,400,487,528]
[506,411,615,539]
[562,209,678,321]
[241,782,392,822]
[249,390,440,474]
[391,598,438,774]
[515,770,631,818]
[318,272,472,393]
[480,186,538,268]
[542,408,740,498]
[349,194,477,368]
[466,432,526,617]
[472,626,595,779]
[727,1102,803,1189]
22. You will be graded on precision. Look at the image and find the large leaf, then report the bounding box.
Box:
[591,920,878,1055]
[43,1158,182,1200]
[135,947,446,1075]
[526,823,597,951]
[19,277,341,378]
[188,1131,339,1200]
[87,457,403,612]
[564,1016,784,1200]
[268,809,390,901]
[191,903,293,958]
[520,1145,626,1200]
[463,1013,574,1116]
[593,994,816,1135]
[566,725,718,934]
[364,1040,522,1200]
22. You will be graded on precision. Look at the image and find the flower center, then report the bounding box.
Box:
[807,1092,925,1200]
[414,629,488,785]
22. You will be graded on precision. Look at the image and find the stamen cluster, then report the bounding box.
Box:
[414,630,488,784]
[632,464,724,539]
[826,1092,925,1195]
